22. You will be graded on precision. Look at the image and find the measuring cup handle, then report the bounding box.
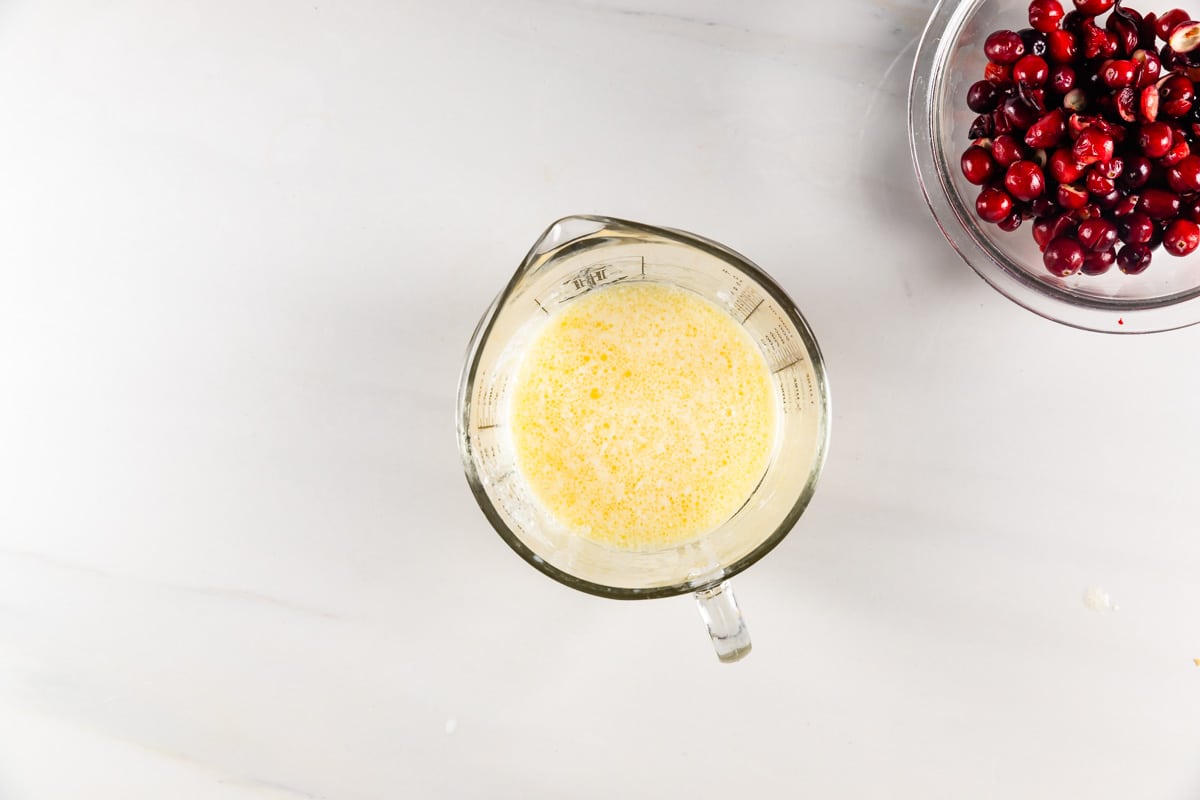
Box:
[695,580,751,663]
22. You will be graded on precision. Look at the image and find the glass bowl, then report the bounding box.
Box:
[909,0,1200,333]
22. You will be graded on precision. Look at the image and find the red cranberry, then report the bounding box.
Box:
[1093,188,1123,210]
[985,61,1013,87]
[998,213,1025,232]
[1163,218,1200,255]
[1117,155,1152,189]
[1162,138,1191,167]
[1118,211,1156,244]
[1082,26,1118,59]
[1058,183,1090,209]
[1107,13,1140,56]
[1155,8,1189,40]
[985,30,1027,65]
[966,81,1001,114]
[1102,59,1137,88]
[1030,196,1057,216]
[1025,109,1067,148]
[1047,30,1078,62]
[1166,154,1200,192]
[977,187,1015,223]
[1159,75,1195,117]
[1086,168,1115,195]
[1077,218,1119,250]
[1139,84,1160,122]
[1029,0,1065,33]
[1138,188,1181,219]
[1096,157,1124,180]
[1005,160,1047,200]
[1013,55,1050,87]
[1117,244,1153,273]
[1075,202,1103,220]
[1049,65,1076,93]
[1033,214,1077,250]
[1137,121,1173,158]
[1043,237,1085,276]
[1132,49,1161,87]
[1072,129,1114,165]
[961,146,996,185]
[1050,148,1086,182]
[1074,0,1115,15]
[993,134,1027,167]
[1082,248,1117,274]
[1003,96,1040,129]
[1113,194,1140,217]
[1169,20,1200,53]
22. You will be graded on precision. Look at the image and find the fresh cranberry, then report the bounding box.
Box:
[1117,155,1152,189]
[970,114,995,139]
[1138,188,1181,219]
[1072,129,1114,165]
[993,134,1027,167]
[1102,59,1137,88]
[1166,154,1200,192]
[1159,75,1195,117]
[1077,218,1119,250]
[985,30,1027,64]
[1132,49,1162,87]
[1025,109,1067,148]
[1086,168,1115,195]
[1019,28,1050,57]
[1005,160,1047,200]
[998,213,1025,232]
[1043,237,1085,276]
[1093,188,1122,210]
[1050,148,1086,182]
[1029,0,1065,33]
[1074,0,1115,15]
[977,187,1015,223]
[1162,138,1192,167]
[1003,96,1040,129]
[1169,20,1200,53]
[1163,218,1200,255]
[1047,30,1078,62]
[1113,194,1140,217]
[1082,248,1117,274]
[1033,214,1077,250]
[985,61,1013,87]
[1058,183,1090,209]
[966,80,1001,114]
[1013,55,1050,87]
[1118,211,1156,243]
[1155,8,1189,40]
[1049,65,1076,94]
[1096,157,1124,180]
[1082,26,1118,59]
[1117,244,1153,273]
[1139,84,1160,122]
[961,146,996,185]
[1137,121,1173,157]
[1107,12,1140,56]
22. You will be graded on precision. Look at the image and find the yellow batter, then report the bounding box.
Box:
[509,281,776,550]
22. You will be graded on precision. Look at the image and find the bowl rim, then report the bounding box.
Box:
[908,0,1200,334]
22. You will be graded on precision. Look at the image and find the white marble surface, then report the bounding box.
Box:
[1,0,1199,797]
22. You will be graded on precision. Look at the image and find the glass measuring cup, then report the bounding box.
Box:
[456,216,830,662]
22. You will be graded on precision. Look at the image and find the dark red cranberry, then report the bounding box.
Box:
[1132,49,1162,87]
[1077,218,1119,250]
[961,146,996,185]
[1162,138,1191,167]
[1119,211,1156,243]
[1096,157,1124,180]
[1005,160,1047,200]
[1115,86,1139,122]
[985,30,1027,64]
[1030,0,1065,33]
[1159,75,1195,117]
[1092,188,1122,210]
[1163,218,1200,255]
[1082,26,1118,59]
[1138,188,1181,219]
[1086,168,1115,195]
[1043,236,1085,276]
[1155,8,1189,40]
[1113,194,1140,216]
[1050,147,1086,182]
[1183,195,1200,222]
[992,108,1014,135]
[1019,28,1050,58]
[1082,248,1117,274]
[1058,183,1090,209]
[1074,0,1114,14]
[1013,55,1050,87]
[969,114,996,139]
[1137,121,1173,157]
[1166,154,1200,192]
[993,134,1027,167]
[1072,129,1114,165]
[1117,155,1152,189]
[1102,59,1137,88]
[998,212,1025,232]
[1023,87,1049,113]
[1117,244,1153,273]
[967,80,1001,113]
[977,187,1015,223]
[1025,109,1067,148]
[985,61,1013,87]
[1107,13,1141,56]
[1003,96,1040,129]
[1033,214,1077,250]
[1138,11,1159,49]
[1049,65,1076,93]
[1030,196,1058,216]
[1047,30,1078,62]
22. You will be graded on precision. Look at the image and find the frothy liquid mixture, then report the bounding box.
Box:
[509,282,776,550]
